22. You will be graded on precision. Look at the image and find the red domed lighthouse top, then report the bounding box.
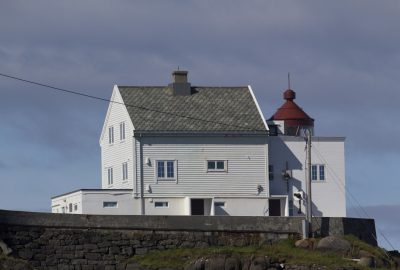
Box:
[269,89,314,135]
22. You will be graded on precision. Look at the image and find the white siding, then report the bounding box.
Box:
[268,136,346,217]
[135,136,268,198]
[100,86,135,190]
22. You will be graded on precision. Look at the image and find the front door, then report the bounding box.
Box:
[191,199,204,215]
[269,199,281,216]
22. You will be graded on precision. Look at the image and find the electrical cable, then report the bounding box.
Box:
[312,146,396,252]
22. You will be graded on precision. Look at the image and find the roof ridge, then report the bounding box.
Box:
[117,85,249,89]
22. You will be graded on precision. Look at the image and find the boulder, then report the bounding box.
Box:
[249,256,269,270]
[316,236,351,253]
[185,258,205,270]
[225,257,240,270]
[204,256,226,270]
[357,256,375,267]
[359,249,374,258]
[295,238,316,250]
[0,240,12,255]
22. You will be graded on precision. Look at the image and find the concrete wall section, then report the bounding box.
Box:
[142,197,269,216]
[51,191,82,214]
[51,190,136,215]
[144,197,186,215]
[0,210,376,245]
[213,197,268,216]
[81,190,135,215]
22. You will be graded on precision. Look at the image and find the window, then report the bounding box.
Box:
[268,165,274,180]
[156,160,176,180]
[311,164,325,181]
[61,207,65,213]
[73,204,78,211]
[122,162,128,181]
[107,167,113,185]
[311,165,318,180]
[214,201,225,207]
[155,201,169,208]
[319,165,325,180]
[68,203,73,213]
[120,122,125,141]
[108,126,114,144]
[207,160,227,172]
[103,201,118,208]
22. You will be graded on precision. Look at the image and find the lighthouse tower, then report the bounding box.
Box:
[267,88,346,217]
[268,89,314,136]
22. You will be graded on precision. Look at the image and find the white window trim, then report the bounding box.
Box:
[206,160,228,172]
[155,160,178,182]
[154,201,169,208]
[311,164,326,181]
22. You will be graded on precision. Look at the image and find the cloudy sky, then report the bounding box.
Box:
[0,1,399,250]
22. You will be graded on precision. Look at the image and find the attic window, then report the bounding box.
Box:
[120,122,125,141]
[108,126,114,144]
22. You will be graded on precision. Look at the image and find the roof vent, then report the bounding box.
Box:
[169,70,191,96]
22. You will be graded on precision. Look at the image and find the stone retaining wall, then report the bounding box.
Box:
[0,209,376,270]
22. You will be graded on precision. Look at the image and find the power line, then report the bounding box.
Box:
[0,72,266,132]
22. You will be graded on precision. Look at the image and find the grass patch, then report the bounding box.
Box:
[344,235,388,258]
[129,239,355,270]
[343,235,396,269]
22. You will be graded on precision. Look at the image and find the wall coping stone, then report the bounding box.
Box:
[0,209,375,243]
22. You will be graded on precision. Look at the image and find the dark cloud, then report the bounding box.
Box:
[0,160,8,169]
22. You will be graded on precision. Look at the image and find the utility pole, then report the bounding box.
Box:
[305,129,313,238]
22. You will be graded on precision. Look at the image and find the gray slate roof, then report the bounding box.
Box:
[118,86,267,134]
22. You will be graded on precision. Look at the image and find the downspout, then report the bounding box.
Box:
[138,133,145,215]
[134,135,139,197]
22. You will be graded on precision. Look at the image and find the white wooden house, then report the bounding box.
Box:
[51,71,346,217]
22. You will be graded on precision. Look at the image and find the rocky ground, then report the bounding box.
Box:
[1,236,399,270]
